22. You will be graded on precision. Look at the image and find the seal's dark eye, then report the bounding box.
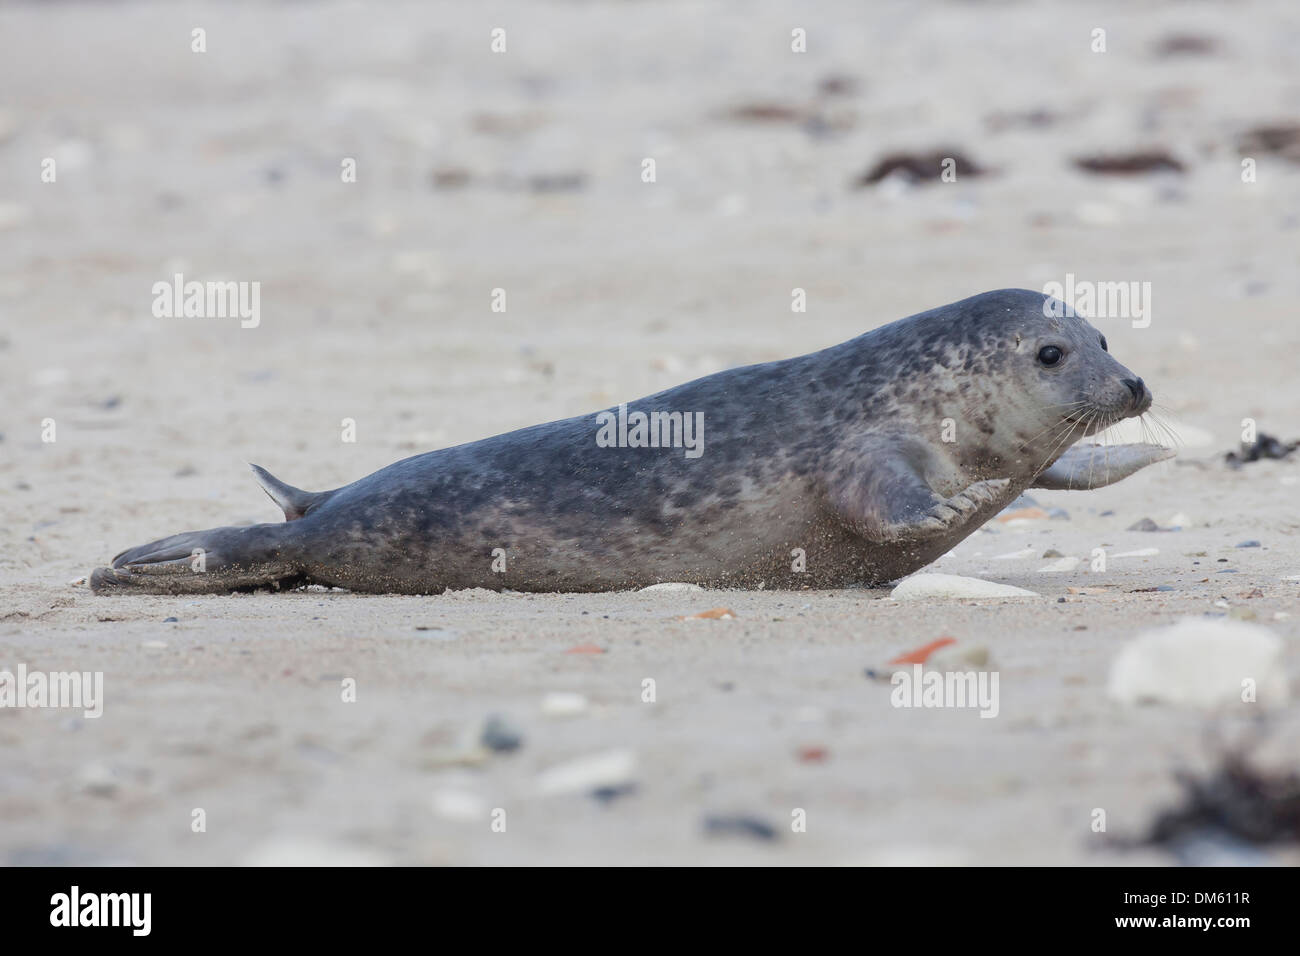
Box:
[1038,345,1063,367]
[1099,335,1108,352]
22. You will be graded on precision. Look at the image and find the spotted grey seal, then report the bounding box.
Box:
[90,289,1172,595]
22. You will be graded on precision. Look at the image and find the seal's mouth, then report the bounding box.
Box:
[1068,378,1153,432]
[1064,406,1130,437]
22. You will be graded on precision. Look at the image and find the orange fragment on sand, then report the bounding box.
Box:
[683,607,737,620]
[797,746,828,763]
[888,637,956,665]
[997,507,1049,522]
[565,643,605,654]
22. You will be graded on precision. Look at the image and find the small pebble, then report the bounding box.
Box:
[79,762,119,797]
[243,837,389,867]
[430,789,486,822]
[993,547,1038,560]
[591,783,639,804]
[536,749,636,796]
[540,692,589,717]
[480,714,524,753]
[1127,517,1160,532]
[703,814,779,842]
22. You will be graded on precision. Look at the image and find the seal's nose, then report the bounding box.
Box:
[1121,377,1147,409]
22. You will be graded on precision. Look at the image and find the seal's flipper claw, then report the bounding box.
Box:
[878,478,1013,542]
[829,446,1017,544]
[248,463,331,521]
[90,523,302,595]
[1031,442,1174,490]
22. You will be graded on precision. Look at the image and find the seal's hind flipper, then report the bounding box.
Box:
[90,523,302,595]
[249,463,332,521]
[1031,442,1174,490]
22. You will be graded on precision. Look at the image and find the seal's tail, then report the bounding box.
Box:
[90,522,304,595]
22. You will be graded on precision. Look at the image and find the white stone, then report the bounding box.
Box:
[535,749,636,796]
[890,574,1038,601]
[431,789,487,822]
[540,692,589,717]
[993,547,1038,560]
[1107,618,1287,707]
[243,837,389,867]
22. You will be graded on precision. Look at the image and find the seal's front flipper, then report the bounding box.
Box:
[89,523,303,595]
[873,477,1013,542]
[1031,442,1174,490]
[828,450,1013,543]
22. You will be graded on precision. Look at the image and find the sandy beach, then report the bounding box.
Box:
[2,0,1299,865]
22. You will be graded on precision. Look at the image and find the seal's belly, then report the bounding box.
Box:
[300,473,1025,593]
[302,473,836,592]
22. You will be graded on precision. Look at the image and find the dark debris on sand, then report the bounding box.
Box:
[1073,151,1186,175]
[1238,124,1300,164]
[855,149,986,186]
[1140,755,1300,851]
[702,814,780,842]
[1151,33,1221,58]
[1225,432,1298,467]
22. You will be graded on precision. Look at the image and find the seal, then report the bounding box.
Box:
[90,289,1172,595]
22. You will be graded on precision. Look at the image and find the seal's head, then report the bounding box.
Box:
[1019,290,1151,428]
[923,288,1156,473]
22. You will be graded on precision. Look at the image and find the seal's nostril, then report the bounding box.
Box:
[1122,377,1146,406]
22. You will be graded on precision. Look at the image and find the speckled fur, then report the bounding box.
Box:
[91,289,1158,595]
